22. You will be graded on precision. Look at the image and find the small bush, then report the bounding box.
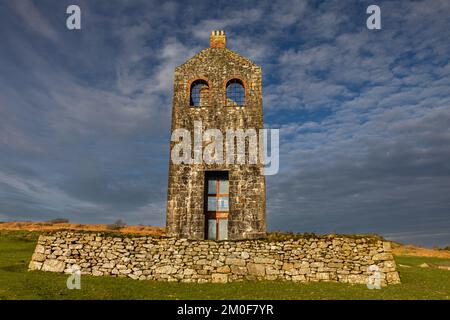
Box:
[47,218,69,224]
[107,219,127,230]
[40,222,53,226]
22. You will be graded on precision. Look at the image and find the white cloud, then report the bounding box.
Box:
[6,0,59,42]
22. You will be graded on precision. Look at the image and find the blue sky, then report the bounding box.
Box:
[0,0,449,247]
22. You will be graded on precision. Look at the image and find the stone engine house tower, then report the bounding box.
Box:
[166,31,266,240]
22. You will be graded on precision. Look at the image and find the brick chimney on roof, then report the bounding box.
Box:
[210,30,226,48]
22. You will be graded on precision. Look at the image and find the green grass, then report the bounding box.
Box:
[0,230,449,300]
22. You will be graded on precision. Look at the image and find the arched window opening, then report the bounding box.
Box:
[190,79,209,107]
[226,79,245,106]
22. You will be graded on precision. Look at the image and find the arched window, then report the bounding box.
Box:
[226,79,245,106]
[190,79,209,107]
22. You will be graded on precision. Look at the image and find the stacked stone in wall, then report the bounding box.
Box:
[29,231,401,286]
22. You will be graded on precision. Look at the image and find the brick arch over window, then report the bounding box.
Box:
[225,78,246,106]
[189,79,210,107]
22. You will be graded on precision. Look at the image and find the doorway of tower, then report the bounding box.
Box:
[205,171,229,240]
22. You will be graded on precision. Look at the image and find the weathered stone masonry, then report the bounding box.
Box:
[166,31,266,240]
[29,232,400,285]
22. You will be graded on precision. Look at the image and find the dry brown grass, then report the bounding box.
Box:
[0,221,165,236]
[392,242,450,259]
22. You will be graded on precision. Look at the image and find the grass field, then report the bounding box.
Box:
[0,230,449,300]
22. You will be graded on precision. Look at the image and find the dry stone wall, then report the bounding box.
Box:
[29,231,400,286]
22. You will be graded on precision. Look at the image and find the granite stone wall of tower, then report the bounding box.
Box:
[166,31,266,240]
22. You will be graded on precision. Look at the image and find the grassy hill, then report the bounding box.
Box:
[0,221,164,236]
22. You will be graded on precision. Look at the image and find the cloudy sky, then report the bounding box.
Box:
[1,0,449,247]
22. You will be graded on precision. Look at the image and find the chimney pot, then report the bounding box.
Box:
[210,30,226,48]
